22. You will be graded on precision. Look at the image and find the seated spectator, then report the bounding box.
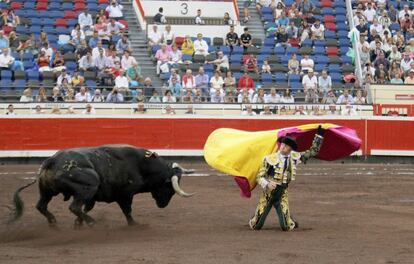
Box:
[310,105,324,116]
[353,90,366,104]
[223,71,236,95]
[82,104,96,115]
[57,69,72,86]
[121,50,137,70]
[52,50,65,71]
[240,27,252,52]
[78,9,93,31]
[76,41,89,60]
[388,45,402,64]
[194,33,209,56]
[209,70,224,96]
[98,24,111,45]
[206,51,229,72]
[211,89,224,103]
[341,104,358,116]
[360,46,371,66]
[243,54,259,74]
[300,54,314,72]
[238,88,252,103]
[195,67,209,95]
[400,53,412,74]
[71,24,85,41]
[375,63,390,84]
[8,31,20,51]
[275,26,289,47]
[37,50,51,72]
[149,90,161,103]
[336,89,354,104]
[75,86,92,102]
[162,90,177,103]
[148,25,162,47]
[181,35,194,56]
[106,87,124,102]
[223,12,233,25]
[370,18,383,36]
[364,2,376,23]
[374,52,390,70]
[141,77,155,97]
[131,88,145,103]
[318,70,332,96]
[225,25,239,49]
[252,88,266,103]
[49,87,65,102]
[161,24,175,45]
[322,90,337,104]
[134,103,147,114]
[273,2,285,19]
[4,9,20,28]
[286,21,299,39]
[182,69,197,92]
[280,89,294,103]
[65,105,76,114]
[288,53,300,74]
[79,51,95,72]
[95,9,108,25]
[114,71,130,93]
[108,19,125,36]
[261,59,271,74]
[93,48,107,72]
[33,105,45,115]
[153,7,167,24]
[20,88,33,102]
[276,12,289,27]
[302,69,318,103]
[180,89,193,103]
[310,19,325,40]
[169,77,183,97]
[294,105,308,115]
[356,19,368,38]
[163,105,176,115]
[241,105,257,116]
[225,90,237,103]
[106,0,124,20]
[91,89,105,102]
[168,68,181,86]
[116,35,132,55]
[71,71,84,87]
[405,69,414,84]
[238,70,254,90]
[0,48,23,71]
[391,72,404,84]
[89,31,100,49]
[36,87,48,102]
[64,88,76,102]
[260,105,273,115]
[265,88,280,103]
[106,52,121,68]
[155,44,171,75]
[92,41,107,59]
[195,9,205,25]
[51,106,62,115]
[299,0,315,14]
[389,61,403,80]
[169,44,182,65]
[127,62,143,85]
[5,104,16,116]
[326,104,338,115]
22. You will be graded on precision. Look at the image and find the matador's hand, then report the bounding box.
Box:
[267,181,278,190]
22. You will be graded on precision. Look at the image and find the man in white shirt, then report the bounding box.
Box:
[114,72,129,91]
[92,41,106,60]
[194,33,209,56]
[310,19,325,40]
[300,54,314,72]
[106,0,124,20]
[75,86,91,102]
[98,24,111,44]
[363,2,377,23]
[205,51,229,72]
[107,19,125,36]
[400,53,413,73]
[265,88,280,103]
[195,9,205,25]
[399,5,412,21]
[148,25,162,46]
[120,50,137,70]
[78,9,93,31]
[370,18,383,36]
[82,104,96,115]
[56,69,72,86]
[337,89,354,104]
[0,48,15,69]
[302,69,318,103]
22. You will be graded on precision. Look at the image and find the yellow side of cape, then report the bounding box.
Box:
[203,123,338,190]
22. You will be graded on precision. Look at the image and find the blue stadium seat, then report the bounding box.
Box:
[314,46,325,55]
[87,3,98,11]
[231,46,243,55]
[260,46,273,55]
[230,54,242,63]
[217,46,230,55]
[286,47,298,55]
[49,2,60,10]
[335,7,346,15]
[42,18,55,27]
[62,3,74,10]
[65,61,78,72]
[302,39,312,47]
[328,64,341,73]
[315,56,328,64]
[67,19,78,28]
[264,38,274,47]
[275,73,287,82]
[289,82,302,91]
[325,31,336,39]
[289,74,300,82]
[23,61,34,70]
[23,53,34,61]
[330,73,342,82]
[336,15,346,23]
[315,64,327,72]
[182,54,192,61]
[1,70,12,81]
[274,46,285,55]
[30,26,42,34]
[27,71,40,81]
[86,80,97,89]
[13,80,26,90]
[0,79,12,89]
[24,2,36,9]
[16,26,27,35]
[313,40,326,47]
[261,73,273,83]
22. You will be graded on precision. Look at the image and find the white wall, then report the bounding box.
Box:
[147,24,244,40]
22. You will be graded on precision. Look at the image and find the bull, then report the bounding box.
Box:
[8,145,194,227]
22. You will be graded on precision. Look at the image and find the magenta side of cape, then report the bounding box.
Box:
[232,126,362,198]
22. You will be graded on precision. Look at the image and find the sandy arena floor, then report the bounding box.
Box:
[0,162,413,264]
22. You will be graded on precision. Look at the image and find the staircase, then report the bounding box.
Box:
[122,1,162,88]
[236,0,266,41]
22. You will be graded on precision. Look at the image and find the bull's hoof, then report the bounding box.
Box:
[74,219,83,229]
[127,220,137,226]
[85,220,95,227]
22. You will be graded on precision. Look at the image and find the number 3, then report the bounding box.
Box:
[181,3,188,15]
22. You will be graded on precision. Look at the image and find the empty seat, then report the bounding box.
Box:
[27,71,40,81]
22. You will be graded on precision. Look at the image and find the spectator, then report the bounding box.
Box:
[56,69,72,86]
[294,105,308,115]
[209,70,224,97]
[390,72,404,84]
[404,69,414,84]
[49,87,65,102]
[106,0,124,20]
[374,52,390,70]
[155,44,171,75]
[238,69,254,90]
[106,87,124,102]
[195,66,209,95]
[5,104,16,116]
[223,71,236,95]
[134,103,147,114]
[310,19,325,40]
[205,51,229,72]
[91,89,105,102]
[252,88,266,103]
[20,88,33,102]
[194,33,209,56]
[225,25,239,50]
[168,68,181,86]
[142,77,155,97]
[326,104,338,115]
[336,89,354,104]
[37,50,51,72]
[318,70,332,96]
[356,19,369,38]
[148,25,162,46]
[78,9,93,31]
[360,46,371,66]
[398,5,411,22]
[300,54,314,72]
[260,105,273,115]
[265,88,280,103]
[162,105,176,115]
[389,61,403,80]
[275,26,289,47]
[8,31,20,51]
[280,89,294,103]
[108,18,125,36]
[388,45,402,64]
[79,51,95,72]
[276,12,289,27]
[181,35,194,56]
[195,9,205,25]
[149,90,161,103]
[162,90,176,103]
[242,0,252,23]
[33,105,45,115]
[375,63,390,84]
[92,41,107,59]
[169,77,183,97]
[114,71,130,92]
[286,21,299,39]
[182,69,196,92]
[322,89,337,104]
[400,53,412,74]
[302,69,318,103]
[363,2,376,23]
[95,9,108,24]
[36,87,48,102]
[75,86,92,102]
[310,105,324,116]
[88,31,100,49]
[211,89,224,103]
[106,52,121,68]
[273,2,285,19]
[71,23,85,41]
[4,9,20,28]
[341,104,358,116]
[93,48,107,72]
[299,0,315,14]
[169,44,183,65]
[261,59,271,74]
[353,90,366,104]
[288,53,300,74]
[240,27,252,52]
[161,24,175,45]
[121,50,137,70]
[153,7,167,24]
[98,24,111,45]
[370,18,383,37]
[131,88,145,103]
[184,105,195,114]
[242,105,257,116]
[0,31,9,49]
[127,62,143,85]
[51,106,62,115]
[64,88,76,102]
[244,54,259,74]
[224,12,233,25]
[0,48,22,71]
[82,104,96,115]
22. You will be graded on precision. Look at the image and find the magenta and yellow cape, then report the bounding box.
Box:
[203,123,362,198]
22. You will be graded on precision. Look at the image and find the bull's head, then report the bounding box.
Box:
[151,162,194,208]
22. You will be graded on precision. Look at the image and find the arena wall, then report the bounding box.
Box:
[0,116,413,157]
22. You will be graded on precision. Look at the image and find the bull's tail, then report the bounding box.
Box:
[8,179,37,224]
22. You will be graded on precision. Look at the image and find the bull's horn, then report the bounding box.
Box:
[172,163,195,174]
[171,175,194,197]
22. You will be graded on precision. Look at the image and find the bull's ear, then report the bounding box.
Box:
[145,151,158,158]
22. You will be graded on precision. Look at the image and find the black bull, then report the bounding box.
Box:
[9,145,194,227]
